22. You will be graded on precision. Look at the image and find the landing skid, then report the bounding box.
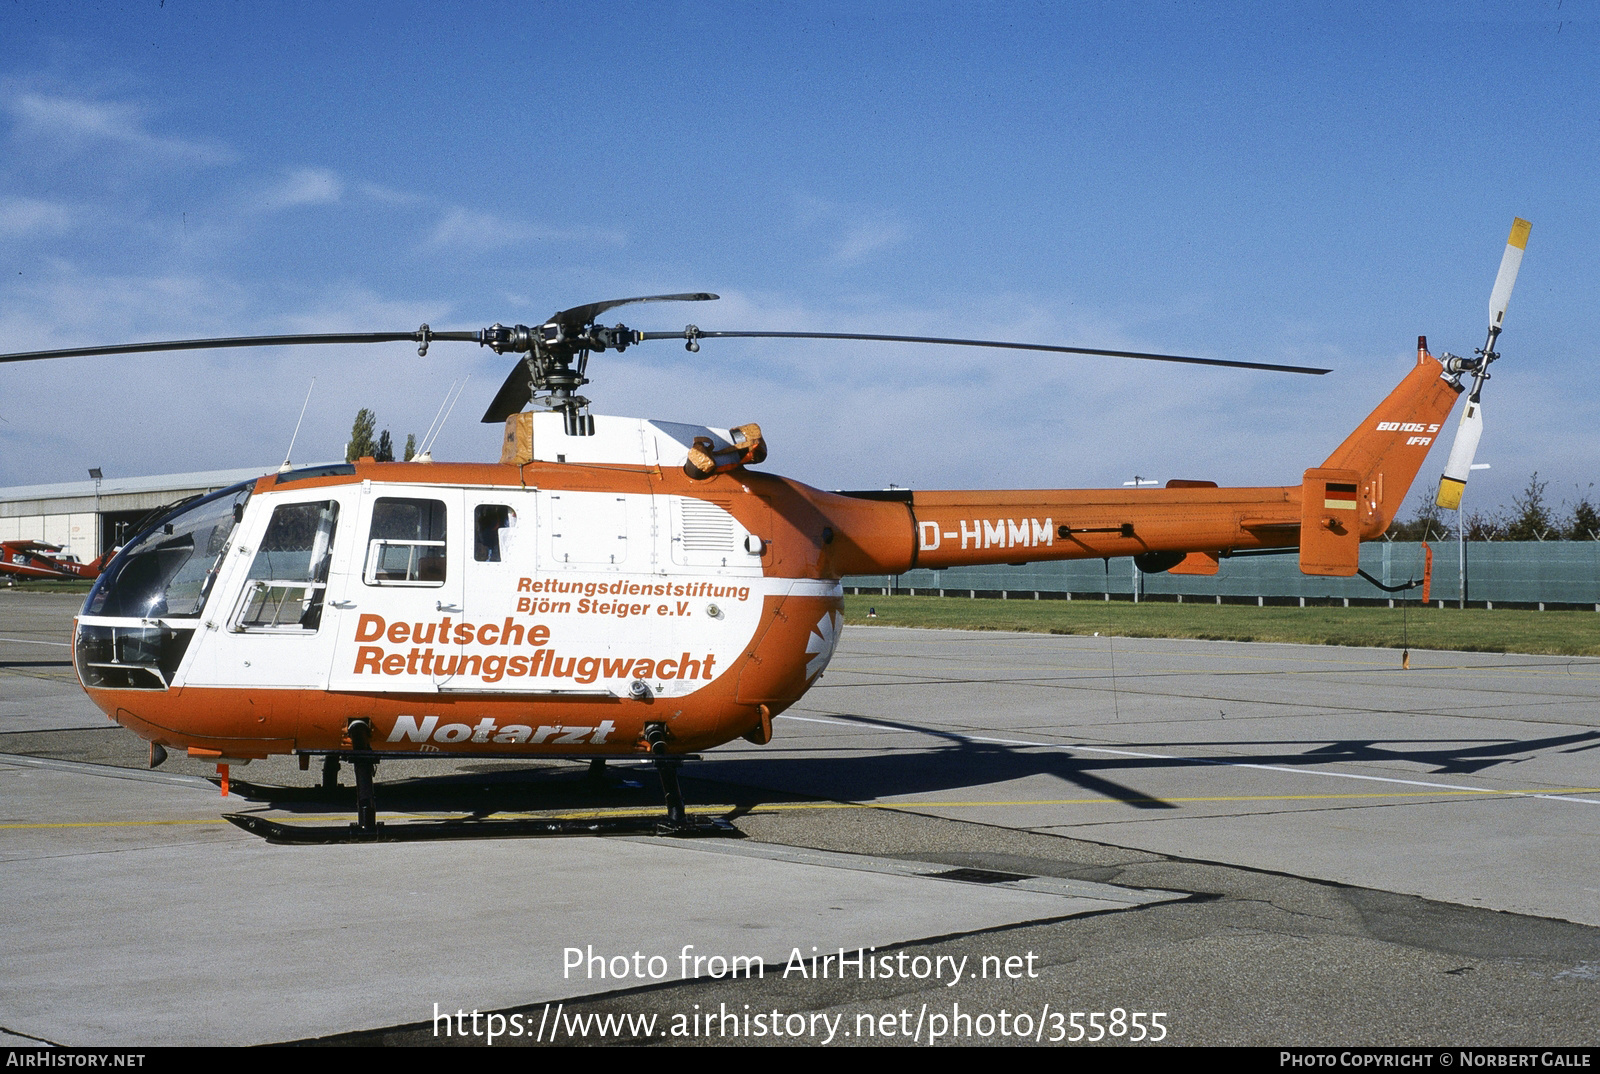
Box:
[223,811,739,844]
[229,751,733,844]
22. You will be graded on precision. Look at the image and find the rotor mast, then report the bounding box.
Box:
[476,293,719,434]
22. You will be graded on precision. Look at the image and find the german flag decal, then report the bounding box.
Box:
[1324,482,1359,510]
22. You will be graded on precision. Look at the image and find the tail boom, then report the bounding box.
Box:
[821,340,1463,578]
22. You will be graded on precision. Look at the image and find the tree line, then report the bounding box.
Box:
[1389,473,1599,542]
[345,409,416,463]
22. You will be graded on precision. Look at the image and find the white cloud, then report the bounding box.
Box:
[257,167,343,212]
[5,91,233,165]
[833,220,908,264]
[426,206,626,250]
[0,266,484,487]
[792,195,908,265]
[276,285,453,334]
[0,196,73,236]
[427,207,511,249]
[0,267,255,353]
[355,181,426,206]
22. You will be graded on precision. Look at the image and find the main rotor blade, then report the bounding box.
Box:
[552,293,718,330]
[638,330,1331,375]
[0,330,480,364]
[482,362,532,424]
[1488,218,1531,333]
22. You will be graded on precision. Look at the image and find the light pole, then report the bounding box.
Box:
[1457,462,1490,610]
[1123,476,1157,602]
[87,468,103,559]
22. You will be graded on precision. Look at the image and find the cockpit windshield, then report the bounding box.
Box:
[83,480,255,619]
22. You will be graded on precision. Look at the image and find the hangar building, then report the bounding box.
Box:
[0,467,274,561]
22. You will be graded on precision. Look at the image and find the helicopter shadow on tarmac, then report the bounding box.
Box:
[691,716,1600,809]
[216,722,1600,823]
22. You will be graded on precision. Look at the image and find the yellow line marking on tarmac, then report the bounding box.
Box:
[1,818,228,829]
[742,788,1600,810]
[9,787,1600,829]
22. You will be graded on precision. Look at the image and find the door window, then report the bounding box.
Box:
[474,504,518,562]
[363,498,448,586]
[232,500,340,632]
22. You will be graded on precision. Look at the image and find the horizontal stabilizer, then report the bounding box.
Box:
[1168,551,1220,576]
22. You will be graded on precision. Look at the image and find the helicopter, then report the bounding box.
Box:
[0,220,1528,841]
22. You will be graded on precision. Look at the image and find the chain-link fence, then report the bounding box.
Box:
[847,541,1600,609]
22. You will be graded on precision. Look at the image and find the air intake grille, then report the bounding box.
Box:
[678,498,735,552]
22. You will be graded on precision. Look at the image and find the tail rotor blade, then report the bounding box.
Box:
[1439,216,1529,510]
[1435,396,1484,510]
[1488,218,1531,333]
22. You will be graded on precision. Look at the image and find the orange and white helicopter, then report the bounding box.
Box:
[0,221,1528,840]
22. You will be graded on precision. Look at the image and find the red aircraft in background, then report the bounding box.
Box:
[0,540,113,583]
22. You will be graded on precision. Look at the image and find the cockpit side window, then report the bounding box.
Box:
[232,500,340,632]
[364,497,448,586]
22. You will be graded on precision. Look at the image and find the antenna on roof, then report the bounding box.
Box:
[416,376,468,463]
[415,379,457,459]
[278,378,316,473]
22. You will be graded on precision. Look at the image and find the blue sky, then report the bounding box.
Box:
[2,1,1595,525]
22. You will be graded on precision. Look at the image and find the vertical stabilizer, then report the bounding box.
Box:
[1319,338,1462,537]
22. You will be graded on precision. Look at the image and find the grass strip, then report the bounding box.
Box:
[843,594,1600,657]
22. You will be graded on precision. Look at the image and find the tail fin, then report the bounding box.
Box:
[1320,337,1463,537]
